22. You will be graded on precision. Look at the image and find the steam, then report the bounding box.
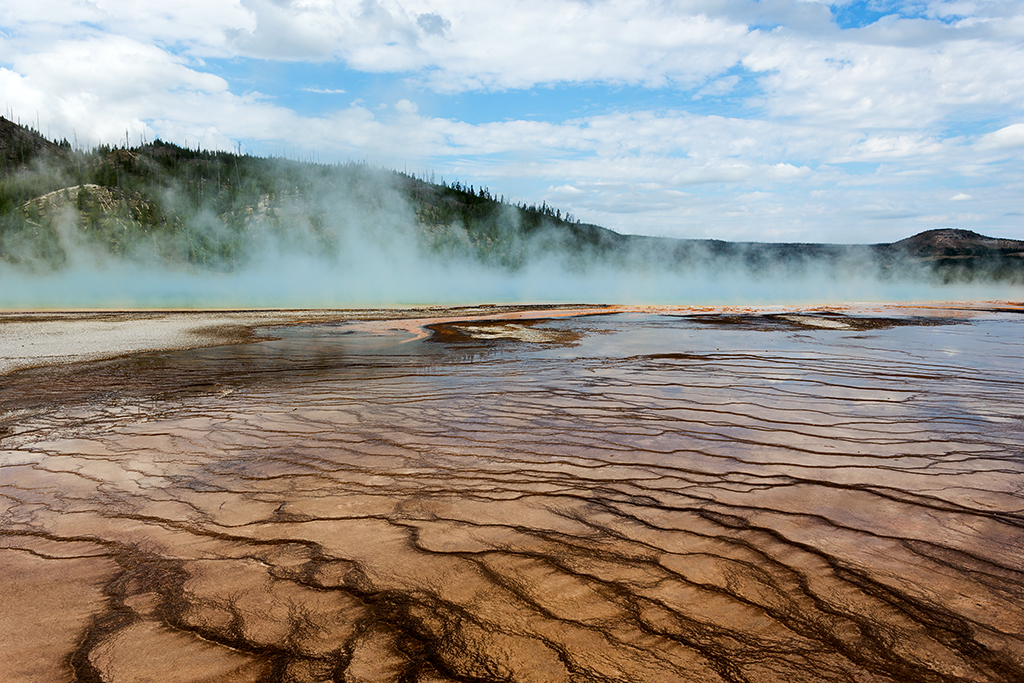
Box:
[1,155,1021,309]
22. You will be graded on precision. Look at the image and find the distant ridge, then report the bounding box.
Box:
[888,229,1024,259]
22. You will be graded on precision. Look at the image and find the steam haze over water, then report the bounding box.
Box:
[2,245,1021,309]
[3,146,1019,309]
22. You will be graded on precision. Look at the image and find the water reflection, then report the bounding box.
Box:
[2,310,1024,683]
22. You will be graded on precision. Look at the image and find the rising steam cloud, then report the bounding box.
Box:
[1,151,1020,309]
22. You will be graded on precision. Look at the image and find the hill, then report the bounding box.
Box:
[2,116,1022,284]
[875,229,1024,282]
[889,229,1024,260]
[0,116,68,170]
[1,117,630,273]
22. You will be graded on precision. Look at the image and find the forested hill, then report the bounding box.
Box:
[0,117,630,272]
[2,116,1022,283]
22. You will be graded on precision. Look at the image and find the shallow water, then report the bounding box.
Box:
[2,310,1024,682]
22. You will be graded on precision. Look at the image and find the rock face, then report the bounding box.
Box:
[1,307,1024,682]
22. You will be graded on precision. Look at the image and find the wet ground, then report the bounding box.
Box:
[1,307,1024,682]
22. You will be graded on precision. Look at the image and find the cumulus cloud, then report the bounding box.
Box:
[977,122,1024,149]
[416,11,450,36]
[209,1,755,90]
[744,33,1024,129]
[394,98,418,114]
[3,37,241,147]
[0,0,249,55]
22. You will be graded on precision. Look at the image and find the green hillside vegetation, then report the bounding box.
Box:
[2,116,1023,283]
[1,116,626,273]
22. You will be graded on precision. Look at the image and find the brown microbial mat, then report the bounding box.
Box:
[2,305,1024,682]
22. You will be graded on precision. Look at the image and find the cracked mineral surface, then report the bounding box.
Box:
[1,305,1023,683]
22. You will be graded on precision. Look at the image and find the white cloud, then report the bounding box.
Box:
[842,134,947,160]
[2,0,1024,244]
[695,74,740,99]
[394,98,418,114]
[744,31,1024,129]
[951,192,973,200]
[2,35,300,150]
[0,68,44,121]
[212,1,755,90]
[6,1,1024,123]
[226,0,351,61]
[0,1,249,55]
[2,37,234,146]
[14,37,227,100]
[977,122,1024,149]
[767,163,811,179]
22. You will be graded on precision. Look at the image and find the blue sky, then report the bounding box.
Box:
[2,0,1023,243]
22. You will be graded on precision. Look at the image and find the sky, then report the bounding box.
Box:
[1,0,1023,244]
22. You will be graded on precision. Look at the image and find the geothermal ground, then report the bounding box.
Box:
[1,303,1023,683]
